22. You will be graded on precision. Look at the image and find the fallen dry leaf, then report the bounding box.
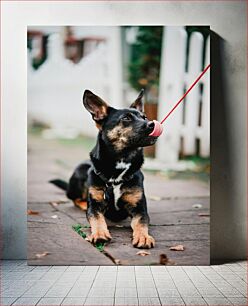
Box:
[149,195,162,201]
[50,199,68,205]
[136,250,151,256]
[159,254,175,265]
[198,213,210,217]
[160,254,169,265]
[192,203,202,209]
[59,198,69,203]
[169,244,185,251]
[35,252,50,258]
[27,209,39,215]
[50,202,58,208]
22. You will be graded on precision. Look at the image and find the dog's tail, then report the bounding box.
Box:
[49,179,68,191]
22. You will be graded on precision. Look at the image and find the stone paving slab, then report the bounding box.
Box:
[28,133,210,266]
[148,197,209,222]
[28,195,209,266]
[28,222,113,265]
[144,172,209,198]
[104,227,209,265]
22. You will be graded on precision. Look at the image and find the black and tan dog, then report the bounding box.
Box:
[50,89,158,249]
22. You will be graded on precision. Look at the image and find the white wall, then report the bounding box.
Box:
[2,1,246,261]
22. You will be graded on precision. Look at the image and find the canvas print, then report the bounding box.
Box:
[27,26,210,265]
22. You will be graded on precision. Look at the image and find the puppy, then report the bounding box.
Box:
[51,89,158,248]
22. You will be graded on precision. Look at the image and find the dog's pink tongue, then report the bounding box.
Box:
[149,120,163,137]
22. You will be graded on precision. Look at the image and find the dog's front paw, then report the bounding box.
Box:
[88,229,112,244]
[132,233,155,249]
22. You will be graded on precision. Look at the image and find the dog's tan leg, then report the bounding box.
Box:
[88,213,112,243]
[86,186,111,243]
[131,215,155,249]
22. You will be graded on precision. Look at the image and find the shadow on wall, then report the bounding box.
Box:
[210,32,244,263]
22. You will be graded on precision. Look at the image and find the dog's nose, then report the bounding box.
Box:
[147,121,155,129]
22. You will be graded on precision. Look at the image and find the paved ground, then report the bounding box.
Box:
[28,132,210,265]
[1,260,247,305]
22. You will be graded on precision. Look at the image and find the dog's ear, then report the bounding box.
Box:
[130,89,144,112]
[83,90,109,121]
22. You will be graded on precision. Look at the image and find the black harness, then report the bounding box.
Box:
[90,164,135,202]
[92,165,134,187]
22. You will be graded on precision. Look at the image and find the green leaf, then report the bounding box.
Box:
[72,224,87,239]
[95,242,105,252]
[72,224,105,252]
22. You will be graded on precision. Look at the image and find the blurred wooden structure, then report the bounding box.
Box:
[156,27,210,163]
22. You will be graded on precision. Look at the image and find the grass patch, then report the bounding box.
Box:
[95,242,105,252]
[28,126,45,135]
[72,224,87,239]
[72,224,105,252]
[58,135,95,151]
[144,156,210,183]
[166,169,209,182]
[28,125,95,152]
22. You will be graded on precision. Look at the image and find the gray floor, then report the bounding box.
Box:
[1,260,247,306]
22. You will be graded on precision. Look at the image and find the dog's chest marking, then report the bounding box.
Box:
[112,185,122,210]
[109,159,131,210]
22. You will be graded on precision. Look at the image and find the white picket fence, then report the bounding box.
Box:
[27,28,123,138]
[156,26,210,163]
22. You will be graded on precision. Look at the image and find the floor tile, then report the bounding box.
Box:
[0,297,17,305]
[12,297,41,305]
[116,280,136,287]
[66,266,85,272]
[61,297,86,305]
[217,286,244,297]
[22,281,54,297]
[138,297,161,305]
[160,297,185,305]
[49,266,68,272]
[115,287,137,298]
[204,297,232,305]
[84,297,114,305]
[182,297,207,305]
[44,285,73,297]
[115,297,138,305]
[37,297,64,305]
[67,286,91,298]
[228,297,248,305]
[157,288,180,298]
[137,287,158,298]
[88,287,115,298]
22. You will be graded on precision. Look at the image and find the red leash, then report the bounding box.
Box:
[160,64,211,125]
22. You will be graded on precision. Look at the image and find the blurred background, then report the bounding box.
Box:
[27,26,210,179]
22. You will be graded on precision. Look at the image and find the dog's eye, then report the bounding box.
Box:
[122,114,132,121]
